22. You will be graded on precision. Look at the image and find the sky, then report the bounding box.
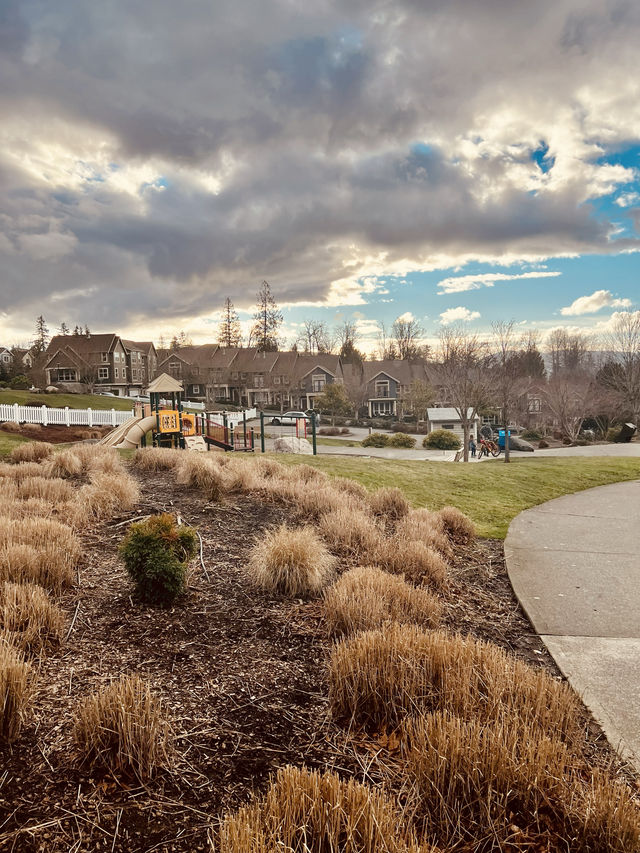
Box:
[0,0,639,354]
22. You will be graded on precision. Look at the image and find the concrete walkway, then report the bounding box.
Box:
[505,481,640,771]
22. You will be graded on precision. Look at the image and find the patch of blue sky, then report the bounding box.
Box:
[594,142,640,171]
[530,141,555,173]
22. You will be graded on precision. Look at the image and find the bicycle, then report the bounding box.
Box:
[478,437,501,458]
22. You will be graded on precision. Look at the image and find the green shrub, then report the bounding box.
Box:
[9,375,29,390]
[362,432,390,448]
[520,429,542,441]
[388,432,416,448]
[119,514,197,605]
[423,429,461,450]
[606,427,622,443]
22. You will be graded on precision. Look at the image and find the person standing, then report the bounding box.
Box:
[469,436,476,458]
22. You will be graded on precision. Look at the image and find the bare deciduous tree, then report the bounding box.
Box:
[392,316,426,360]
[543,374,598,441]
[602,310,640,424]
[437,327,492,462]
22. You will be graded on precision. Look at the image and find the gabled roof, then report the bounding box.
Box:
[146,373,184,394]
[363,360,429,385]
[294,353,342,379]
[43,345,90,370]
[427,407,477,421]
[47,334,119,355]
[121,340,157,355]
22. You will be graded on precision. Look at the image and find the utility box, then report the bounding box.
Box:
[498,429,511,448]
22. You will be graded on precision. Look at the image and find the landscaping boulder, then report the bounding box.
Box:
[273,436,313,455]
[509,436,534,452]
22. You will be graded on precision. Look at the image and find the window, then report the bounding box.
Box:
[232,372,238,380]
[312,373,326,392]
[255,374,264,387]
[131,369,138,380]
[2,354,10,363]
[98,367,109,380]
[375,380,390,398]
[528,398,541,413]
[274,376,281,385]
[442,424,454,430]
[101,352,109,363]
[192,385,201,395]
[114,367,119,379]
[57,368,77,382]
[241,372,247,379]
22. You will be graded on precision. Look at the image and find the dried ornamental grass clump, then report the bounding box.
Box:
[2,461,47,482]
[219,457,261,493]
[0,582,65,653]
[73,674,170,780]
[318,508,382,560]
[248,524,336,597]
[328,623,581,737]
[374,539,448,589]
[132,447,180,472]
[0,640,33,743]
[0,517,81,589]
[369,487,411,521]
[10,441,54,463]
[438,506,475,544]
[395,511,453,559]
[399,714,640,853]
[66,470,140,526]
[330,476,369,501]
[42,449,84,479]
[324,566,441,638]
[176,455,224,501]
[215,764,420,853]
[17,476,74,504]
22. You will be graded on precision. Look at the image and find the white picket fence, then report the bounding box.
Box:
[0,403,134,428]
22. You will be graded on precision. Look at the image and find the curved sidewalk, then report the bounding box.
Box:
[505,480,640,771]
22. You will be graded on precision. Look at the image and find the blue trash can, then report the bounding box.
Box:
[498,429,511,448]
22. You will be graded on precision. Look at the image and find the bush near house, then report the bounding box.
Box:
[423,429,461,450]
[362,432,390,448]
[388,432,417,448]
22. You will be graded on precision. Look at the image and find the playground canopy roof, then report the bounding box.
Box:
[146,372,184,394]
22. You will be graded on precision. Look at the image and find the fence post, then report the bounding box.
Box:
[111,408,117,427]
[87,407,93,427]
[65,406,70,427]
[260,412,265,453]
[13,403,19,423]
[41,405,48,427]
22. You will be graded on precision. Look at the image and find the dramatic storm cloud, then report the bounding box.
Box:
[0,0,639,341]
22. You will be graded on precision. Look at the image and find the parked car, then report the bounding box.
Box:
[270,410,319,426]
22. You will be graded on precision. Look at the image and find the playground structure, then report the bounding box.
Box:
[101,373,255,452]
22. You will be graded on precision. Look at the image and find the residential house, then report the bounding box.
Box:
[121,340,158,394]
[360,360,431,418]
[43,334,131,395]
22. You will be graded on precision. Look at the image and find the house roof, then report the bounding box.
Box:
[363,360,429,385]
[294,353,342,379]
[47,334,119,355]
[427,407,478,421]
[146,373,184,393]
[121,340,156,355]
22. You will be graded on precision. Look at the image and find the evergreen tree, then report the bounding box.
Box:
[217,298,243,347]
[250,281,282,352]
[59,322,70,336]
[33,315,49,354]
[73,325,83,335]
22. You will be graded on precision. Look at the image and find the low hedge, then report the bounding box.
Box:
[423,429,461,450]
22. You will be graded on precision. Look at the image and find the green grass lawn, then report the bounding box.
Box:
[0,432,30,456]
[0,389,133,411]
[272,455,640,538]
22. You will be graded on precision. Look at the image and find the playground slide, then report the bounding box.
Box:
[99,416,140,447]
[112,415,158,450]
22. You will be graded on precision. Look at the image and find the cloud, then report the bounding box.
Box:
[615,192,640,208]
[395,311,415,323]
[436,270,562,294]
[560,289,632,315]
[0,0,640,340]
[439,306,481,325]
